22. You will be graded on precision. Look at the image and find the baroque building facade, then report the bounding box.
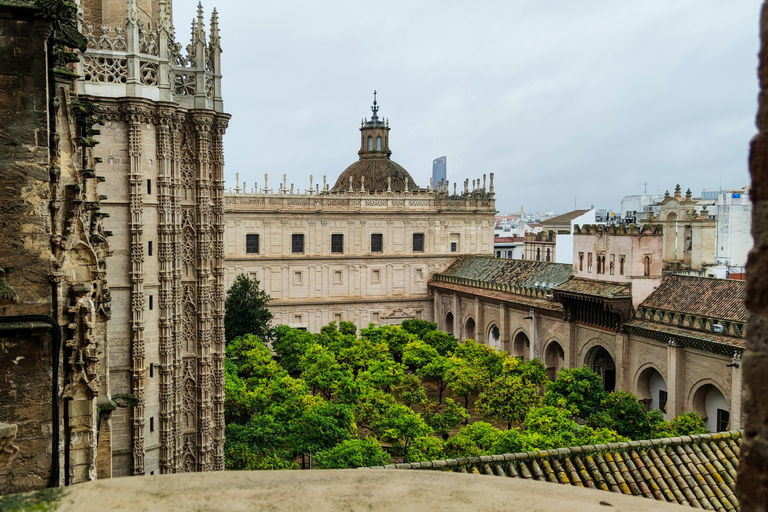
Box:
[0,0,227,494]
[224,100,496,332]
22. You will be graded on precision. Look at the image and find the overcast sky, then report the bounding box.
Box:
[172,1,760,215]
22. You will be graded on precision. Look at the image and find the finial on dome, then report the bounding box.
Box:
[371,90,379,119]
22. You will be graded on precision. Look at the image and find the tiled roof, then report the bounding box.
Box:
[429,281,565,313]
[542,209,592,226]
[439,256,573,289]
[494,236,524,244]
[625,320,745,354]
[555,278,632,299]
[640,275,746,322]
[369,431,743,511]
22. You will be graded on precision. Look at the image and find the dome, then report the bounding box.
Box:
[331,158,418,193]
[330,91,420,193]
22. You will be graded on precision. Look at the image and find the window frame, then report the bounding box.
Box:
[246,234,260,254]
[291,233,305,254]
[331,234,344,254]
[371,233,383,253]
[412,233,425,252]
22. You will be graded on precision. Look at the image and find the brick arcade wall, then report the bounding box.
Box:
[738,2,768,510]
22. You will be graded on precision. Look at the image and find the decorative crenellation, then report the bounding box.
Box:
[78,2,223,111]
[634,306,745,339]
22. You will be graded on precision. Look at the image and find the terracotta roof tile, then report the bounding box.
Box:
[640,275,746,322]
[369,431,743,510]
[541,209,591,226]
[439,256,572,289]
[555,278,632,299]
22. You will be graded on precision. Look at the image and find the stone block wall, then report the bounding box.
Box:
[738,1,768,508]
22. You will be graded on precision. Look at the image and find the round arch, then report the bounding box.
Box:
[464,316,476,341]
[511,329,530,360]
[584,344,616,392]
[543,340,565,380]
[635,364,668,417]
[688,379,730,432]
[444,311,454,336]
[487,323,501,349]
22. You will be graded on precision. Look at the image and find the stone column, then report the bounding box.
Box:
[452,293,459,339]
[666,340,685,419]
[433,289,441,330]
[730,360,743,430]
[474,298,482,343]
[499,303,508,352]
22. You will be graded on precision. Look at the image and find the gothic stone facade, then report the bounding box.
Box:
[0,0,228,494]
[80,0,229,477]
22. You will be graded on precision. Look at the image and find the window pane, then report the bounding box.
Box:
[246,234,259,254]
[371,234,383,253]
[331,234,344,253]
[292,234,304,254]
[413,233,424,252]
[451,242,457,252]
[376,136,382,151]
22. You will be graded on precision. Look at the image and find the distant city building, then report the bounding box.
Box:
[494,236,525,259]
[711,187,752,278]
[524,209,596,265]
[432,156,446,190]
[620,194,665,224]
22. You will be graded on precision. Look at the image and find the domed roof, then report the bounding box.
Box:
[332,158,417,193]
[330,92,420,193]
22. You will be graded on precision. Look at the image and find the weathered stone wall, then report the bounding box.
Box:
[737,2,768,509]
[0,6,54,317]
[0,6,57,495]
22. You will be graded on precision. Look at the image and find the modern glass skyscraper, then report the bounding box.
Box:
[432,156,447,189]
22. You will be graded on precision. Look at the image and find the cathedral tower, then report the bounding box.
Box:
[79,0,228,477]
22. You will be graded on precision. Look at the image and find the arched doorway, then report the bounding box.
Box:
[464,317,476,340]
[445,312,454,336]
[637,367,667,417]
[586,346,615,392]
[544,341,564,381]
[513,332,530,360]
[693,384,730,432]
[488,324,500,349]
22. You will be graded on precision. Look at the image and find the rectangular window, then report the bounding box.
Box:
[334,313,342,322]
[331,234,344,253]
[150,417,154,432]
[451,242,458,252]
[149,295,153,310]
[246,234,259,254]
[294,271,303,285]
[334,270,343,285]
[415,268,424,281]
[658,390,668,414]
[148,241,153,256]
[372,269,381,283]
[294,314,302,324]
[149,363,154,378]
[578,252,584,271]
[413,233,424,252]
[371,233,383,253]
[372,312,380,324]
[147,179,152,195]
[716,409,730,432]
[292,234,304,254]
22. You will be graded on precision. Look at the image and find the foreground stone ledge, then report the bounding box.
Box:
[0,470,686,512]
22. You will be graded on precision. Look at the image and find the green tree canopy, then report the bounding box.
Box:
[544,366,607,418]
[313,438,391,469]
[224,273,273,343]
[476,358,547,429]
